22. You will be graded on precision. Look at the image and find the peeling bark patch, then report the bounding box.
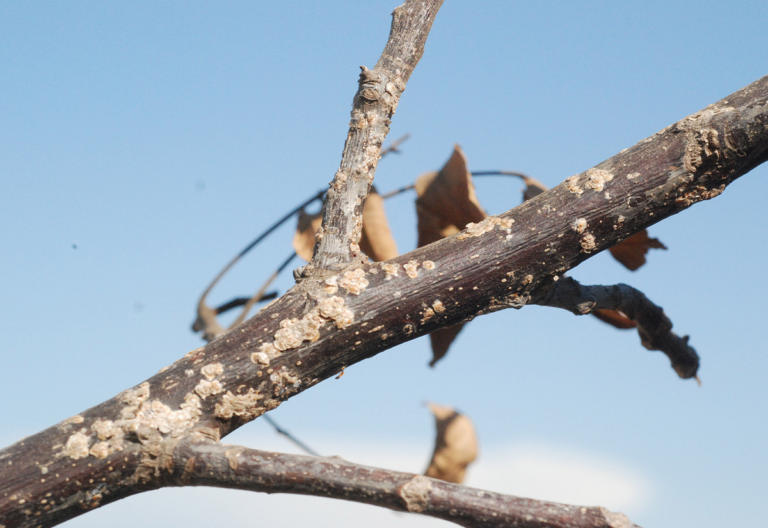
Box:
[675,183,726,207]
[399,475,432,513]
[585,168,614,192]
[679,106,734,173]
[338,268,369,295]
[684,128,721,172]
[215,389,263,420]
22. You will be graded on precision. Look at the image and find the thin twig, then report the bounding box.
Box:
[262,415,321,457]
[227,252,298,329]
[531,277,700,378]
[381,183,415,199]
[214,293,278,315]
[471,170,533,179]
[380,133,411,157]
[174,441,640,528]
[199,190,324,301]
[307,0,445,274]
[380,170,533,199]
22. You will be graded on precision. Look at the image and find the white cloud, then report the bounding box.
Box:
[465,442,653,516]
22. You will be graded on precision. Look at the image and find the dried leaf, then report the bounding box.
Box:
[293,191,398,263]
[415,145,487,247]
[192,300,226,342]
[292,209,323,262]
[359,188,399,261]
[592,308,637,329]
[413,146,486,364]
[520,176,548,202]
[424,403,478,484]
[429,324,464,367]
[609,230,667,271]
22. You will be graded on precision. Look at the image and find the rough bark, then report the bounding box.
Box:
[1,2,767,526]
[172,440,639,528]
[306,0,444,274]
[531,277,699,378]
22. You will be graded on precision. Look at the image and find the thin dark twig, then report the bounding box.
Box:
[197,190,324,305]
[215,293,278,315]
[380,133,411,157]
[381,183,415,199]
[380,170,534,200]
[471,170,533,179]
[262,415,321,457]
[228,252,298,329]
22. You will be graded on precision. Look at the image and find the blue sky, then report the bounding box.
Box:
[2,1,767,527]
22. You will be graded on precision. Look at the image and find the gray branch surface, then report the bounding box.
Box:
[307,0,444,274]
[173,440,639,528]
[531,277,699,378]
[2,1,768,526]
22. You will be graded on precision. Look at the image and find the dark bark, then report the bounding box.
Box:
[531,277,699,378]
[172,440,640,528]
[1,2,767,526]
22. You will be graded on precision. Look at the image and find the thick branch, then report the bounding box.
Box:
[2,38,767,528]
[531,277,699,378]
[307,0,444,274]
[173,440,639,528]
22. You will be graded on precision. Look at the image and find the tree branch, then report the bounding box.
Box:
[2,72,767,528]
[306,0,444,274]
[173,440,640,528]
[531,277,699,378]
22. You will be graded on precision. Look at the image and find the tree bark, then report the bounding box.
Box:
[172,440,640,528]
[1,1,767,526]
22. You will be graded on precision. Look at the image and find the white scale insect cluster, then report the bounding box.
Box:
[584,168,614,192]
[59,381,203,460]
[244,269,365,413]
[195,363,225,400]
[404,260,420,279]
[457,216,514,241]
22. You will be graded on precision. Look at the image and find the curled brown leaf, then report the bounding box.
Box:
[415,145,487,247]
[292,210,323,262]
[293,189,398,263]
[359,188,399,261]
[424,403,478,484]
[609,230,667,271]
[428,324,465,367]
